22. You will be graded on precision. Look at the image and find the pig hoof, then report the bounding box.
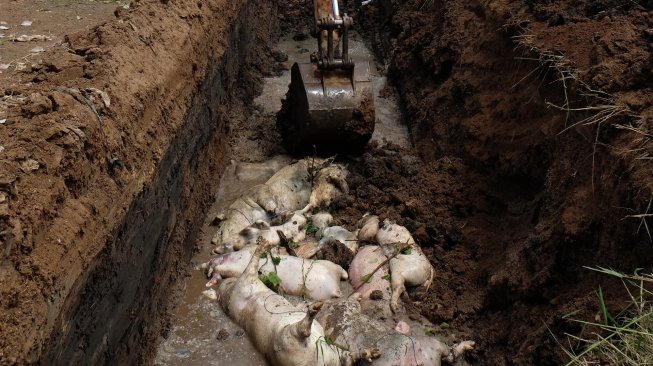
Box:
[361,348,381,361]
[453,340,475,357]
[201,289,217,300]
[308,301,324,316]
[390,300,400,313]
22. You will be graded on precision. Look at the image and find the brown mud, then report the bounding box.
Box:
[1,0,652,365]
[346,0,653,364]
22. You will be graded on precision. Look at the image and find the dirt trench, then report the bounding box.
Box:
[0,0,278,363]
[1,0,653,365]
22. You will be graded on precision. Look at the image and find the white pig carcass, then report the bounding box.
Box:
[348,246,391,299]
[302,164,349,213]
[229,211,307,250]
[315,296,474,366]
[211,159,318,253]
[319,226,358,253]
[216,245,380,366]
[210,185,273,253]
[201,245,348,300]
[375,220,435,312]
[356,214,379,242]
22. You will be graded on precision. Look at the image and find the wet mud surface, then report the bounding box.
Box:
[1,0,652,365]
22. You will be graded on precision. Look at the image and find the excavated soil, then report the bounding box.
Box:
[1,0,653,365]
[0,0,279,364]
[347,0,653,364]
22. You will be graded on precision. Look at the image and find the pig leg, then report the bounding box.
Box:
[205,272,222,287]
[242,244,266,279]
[390,273,406,313]
[447,340,476,362]
[424,266,435,292]
[288,301,323,339]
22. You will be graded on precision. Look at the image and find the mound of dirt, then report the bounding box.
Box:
[346,0,653,364]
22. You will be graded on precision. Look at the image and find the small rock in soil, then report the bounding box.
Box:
[20,159,40,173]
[175,349,191,357]
[29,46,45,53]
[20,20,33,27]
[216,328,229,341]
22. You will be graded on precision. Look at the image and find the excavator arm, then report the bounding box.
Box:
[277,0,375,155]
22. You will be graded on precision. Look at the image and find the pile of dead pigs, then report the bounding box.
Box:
[198,158,475,366]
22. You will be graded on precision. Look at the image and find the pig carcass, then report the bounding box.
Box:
[349,245,391,300]
[212,159,316,253]
[210,185,273,253]
[201,245,348,300]
[315,296,475,366]
[319,226,358,253]
[229,211,307,250]
[264,159,315,214]
[375,220,435,312]
[216,245,379,366]
[357,214,379,242]
[302,164,349,213]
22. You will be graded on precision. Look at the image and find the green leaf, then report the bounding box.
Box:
[259,252,267,258]
[305,220,319,235]
[401,247,412,255]
[272,256,281,265]
[360,274,372,283]
[597,285,614,326]
[382,274,391,282]
[424,329,435,337]
[289,240,298,249]
[259,272,282,290]
[267,272,282,287]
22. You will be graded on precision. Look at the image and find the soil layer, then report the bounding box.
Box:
[0,0,277,364]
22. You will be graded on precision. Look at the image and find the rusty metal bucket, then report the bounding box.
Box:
[278,61,375,155]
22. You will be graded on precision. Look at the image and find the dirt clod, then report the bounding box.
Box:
[216,329,229,341]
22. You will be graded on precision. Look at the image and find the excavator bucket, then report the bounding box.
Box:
[278,61,375,155]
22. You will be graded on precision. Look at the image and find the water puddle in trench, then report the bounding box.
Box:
[154,32,408,365]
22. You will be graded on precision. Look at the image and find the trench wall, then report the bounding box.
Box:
[0,0,276,364]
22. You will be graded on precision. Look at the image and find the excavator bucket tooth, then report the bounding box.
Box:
[277,61,375,155]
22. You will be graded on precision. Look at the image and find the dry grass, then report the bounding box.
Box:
[558,267,653,366]
[506,22,651,194]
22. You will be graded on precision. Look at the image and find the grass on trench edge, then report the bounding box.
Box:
[554,266,653,366]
